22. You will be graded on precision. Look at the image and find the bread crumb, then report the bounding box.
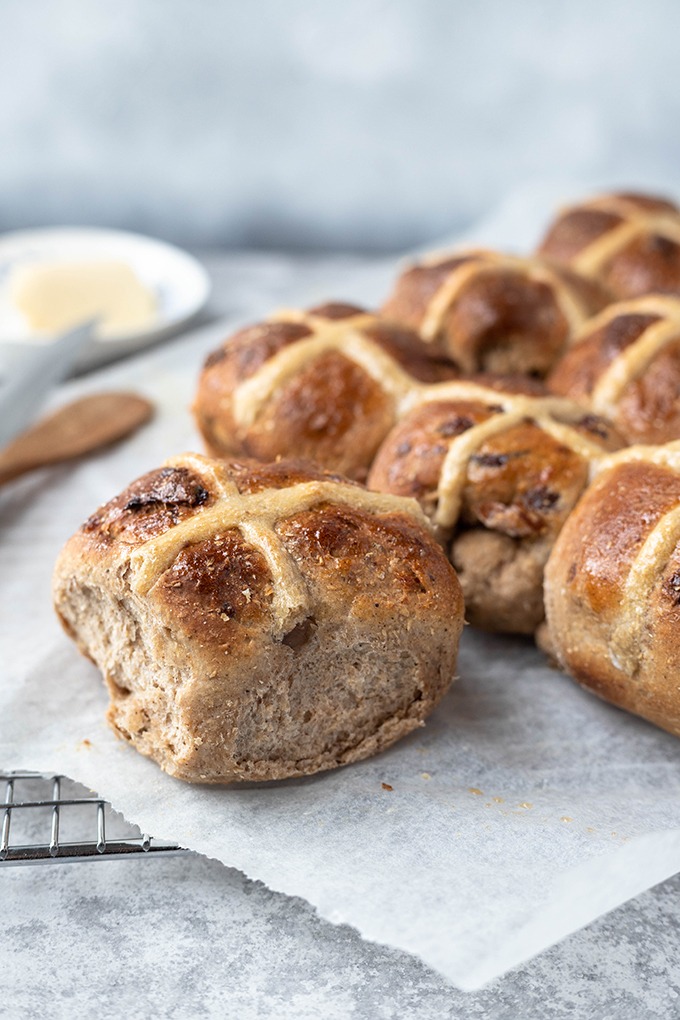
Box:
[421,772,431,780]
[381,782,393,791]
[220,612,230,622]
[468,787,483,795]
[519,802,533,809]
[561,816,572,823]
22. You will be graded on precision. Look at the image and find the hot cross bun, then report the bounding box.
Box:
[544,442,680,737]
[549,295,680,445]
[380,249,610,377]
[193,302,458,482]
[538,192,680,300]
[367,382,621,634]
[53,455,463,783]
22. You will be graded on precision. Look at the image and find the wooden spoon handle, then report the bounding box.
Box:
[0,392,154,487]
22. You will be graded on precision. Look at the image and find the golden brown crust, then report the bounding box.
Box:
[368,385,621,633]
[202,320,313,379]
[222,456,356,494]
[470,373,548,396]
[276,504,456,610]
[461,420,590,540]
[440,270,568,375]
[367,400,497,507]
[195,321,312,458]
[380,250,609,376]
[544,448,680,737]
[539,208,626,263]
[235,349,395,476]
[360,321,460,384]
[193,305,458,481]
[551,263,618,317]
[548,297,680,445]
[153,531,273,648]
[81,465,214,551]
[603,233,680,297]
[555,460,680,616]
[54,454,463,783]
[549,312,661,399]
[616,341,680,443]
[538,191,680,300]
[306,301,366,320]
[379,257,473,334]
[612,192,680,214]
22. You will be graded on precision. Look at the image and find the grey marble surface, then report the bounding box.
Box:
[3,252,680,1019]
[3,853,680,1020]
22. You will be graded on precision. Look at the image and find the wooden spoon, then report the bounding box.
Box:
[0,392,154,487]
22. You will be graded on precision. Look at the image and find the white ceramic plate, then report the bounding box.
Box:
[0,227,210,370]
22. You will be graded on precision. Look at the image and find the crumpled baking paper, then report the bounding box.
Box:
[3,182,680,991]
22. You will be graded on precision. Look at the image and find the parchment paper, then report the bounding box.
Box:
[3,184,680,991]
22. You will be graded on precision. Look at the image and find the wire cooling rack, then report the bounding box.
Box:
[0,771,185,866]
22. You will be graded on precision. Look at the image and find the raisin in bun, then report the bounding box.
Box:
[193,302,458,482]
[549,295,680,445]
[368,381,621,635]
[53,455,463,783]
[380,249,610,377]
[544,442,680,738]
[538,192,680,300]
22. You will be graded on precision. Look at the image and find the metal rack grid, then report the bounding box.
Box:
[0,771,186,866]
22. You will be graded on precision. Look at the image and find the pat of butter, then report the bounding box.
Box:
[9,260,158,338]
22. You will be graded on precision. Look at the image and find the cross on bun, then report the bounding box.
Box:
[538,192,680,300]
[367,382,621,634]
[544,442,680,738]
[380,249,610,377]
[193,302,458,482]
[53,455,463,783]
[549,295,680,445]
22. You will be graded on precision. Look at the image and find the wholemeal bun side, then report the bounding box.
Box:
[538,191,680,300]
[53,455,464,783]
[368,382,622,635]
[543,443,680,737]
[193,302,458,482]
[380,250,610,377]
[548,295,680,446]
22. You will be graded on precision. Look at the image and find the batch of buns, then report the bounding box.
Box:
[54,191,680,784]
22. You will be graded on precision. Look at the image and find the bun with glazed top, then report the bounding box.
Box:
[53,454,463,783]
[544,442,680,737]
[548,295,680,446]
[538,192,680,300]
[380,249,610,377]
[368,381,622,634]
[193,302,458,482]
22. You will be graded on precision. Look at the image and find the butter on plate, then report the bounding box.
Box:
[9,259,158,338]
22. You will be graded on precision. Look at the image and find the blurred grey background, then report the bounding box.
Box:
[2,0,679,252]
